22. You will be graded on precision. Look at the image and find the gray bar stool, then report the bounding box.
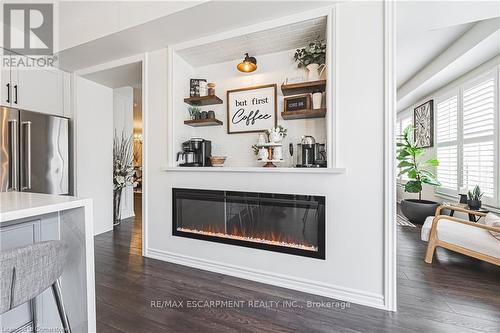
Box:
[0,240,72,333]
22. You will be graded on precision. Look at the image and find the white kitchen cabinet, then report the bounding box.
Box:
[1,52,69,118]
[14,67,65,117]
[1,56,11,108]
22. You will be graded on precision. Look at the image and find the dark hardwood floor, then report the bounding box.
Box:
[94,197,500,332]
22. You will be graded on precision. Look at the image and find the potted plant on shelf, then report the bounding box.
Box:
[467,186,483,210]
[293,37,326,81]
[188,106,201,120]
[113,132,135,227]
[398,125,441,224]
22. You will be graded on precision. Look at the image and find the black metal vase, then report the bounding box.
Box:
[113,188,123,226]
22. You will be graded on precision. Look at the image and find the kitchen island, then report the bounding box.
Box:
[0,192,95,333]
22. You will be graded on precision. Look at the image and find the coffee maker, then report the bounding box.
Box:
[177,138,212,167]
[296,136,327,168]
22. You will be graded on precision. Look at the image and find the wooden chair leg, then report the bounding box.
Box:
[425,241,436,263]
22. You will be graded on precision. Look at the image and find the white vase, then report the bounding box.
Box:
[312,92,322,110]
[273,146,283,160]
[306,63,326,81]
[269,131,283,143]
[258,148,268,160]
[306,64,320,81]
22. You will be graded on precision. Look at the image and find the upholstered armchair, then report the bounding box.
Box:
[421,205,500,266]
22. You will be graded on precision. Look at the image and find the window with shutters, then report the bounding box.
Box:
[435,70,498,205]
[436,94,458,195]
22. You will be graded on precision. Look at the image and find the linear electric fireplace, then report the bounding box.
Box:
[172,188,325,259]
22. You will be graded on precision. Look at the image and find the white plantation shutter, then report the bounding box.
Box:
[462,77,496,198]
[434,70,498,204]
[436,95,459,192]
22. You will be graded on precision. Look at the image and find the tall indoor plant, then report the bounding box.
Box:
[397,125,441,223]
[113,132,135,226]
[294,37,326,81]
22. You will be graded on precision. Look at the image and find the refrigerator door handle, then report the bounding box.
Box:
[21,121,32,191]
[6,83,10,103]
[8,119,18,191]
[14,84,18,104]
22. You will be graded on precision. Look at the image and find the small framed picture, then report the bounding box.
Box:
[226,84,277,134]
[190,79,206,97]
[414,100,434,148]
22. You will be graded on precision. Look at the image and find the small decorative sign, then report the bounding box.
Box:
[227,84,277,134]
[284,94,311,112]
[414,100,434,148]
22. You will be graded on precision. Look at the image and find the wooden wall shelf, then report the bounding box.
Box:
[281,80,326,96]
[184,118,223,127]
[184,95,223,106]
[281,108,326,120]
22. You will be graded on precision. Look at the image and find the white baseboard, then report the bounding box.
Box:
[145,248,386,310]
[120,210,135,220]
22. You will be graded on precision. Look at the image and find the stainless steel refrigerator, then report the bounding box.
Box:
[0,106,69,194]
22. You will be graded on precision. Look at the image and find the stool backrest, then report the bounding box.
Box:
[0,240,68,314]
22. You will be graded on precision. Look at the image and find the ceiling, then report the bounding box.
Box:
[177,16,327,67]
[82,61,142,88]
[396,1,500,111]
[58,1,205,51]
[58,1,334,71]
[397,22,473,88]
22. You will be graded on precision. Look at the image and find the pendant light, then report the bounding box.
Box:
[237,53,257,73]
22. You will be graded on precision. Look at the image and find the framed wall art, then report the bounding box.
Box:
[413,100,434,148]
[226,84,277,134]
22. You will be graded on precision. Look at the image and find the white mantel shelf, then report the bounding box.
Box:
[162,166,346,174]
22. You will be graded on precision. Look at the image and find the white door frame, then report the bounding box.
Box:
[74,53,148,255]
[384,0,397,311]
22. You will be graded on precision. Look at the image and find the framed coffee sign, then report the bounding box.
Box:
[284,94,311,112]
[227,84,277,134]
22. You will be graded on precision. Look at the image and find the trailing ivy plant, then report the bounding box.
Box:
[397,125,441,200]
[293,37,326,68]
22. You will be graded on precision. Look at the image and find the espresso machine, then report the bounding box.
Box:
[296,136,327,168]
[177,138,212,167]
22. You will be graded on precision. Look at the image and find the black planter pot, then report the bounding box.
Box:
[401,199,440,224]
[467,199,482,210]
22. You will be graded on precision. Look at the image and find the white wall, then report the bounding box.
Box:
[172,49,326,166]
[113,87,135,219]
[145,2,387,309]
[59,1,204,51]
[397,55,500,206]
[76,76,114,235]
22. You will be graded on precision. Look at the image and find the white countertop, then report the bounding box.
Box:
[0,192,91,223]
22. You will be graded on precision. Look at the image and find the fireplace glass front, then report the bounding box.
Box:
[173,188,325,259]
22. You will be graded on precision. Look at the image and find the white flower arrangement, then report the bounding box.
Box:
[113,132,135,191]
[266,125,287,138]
